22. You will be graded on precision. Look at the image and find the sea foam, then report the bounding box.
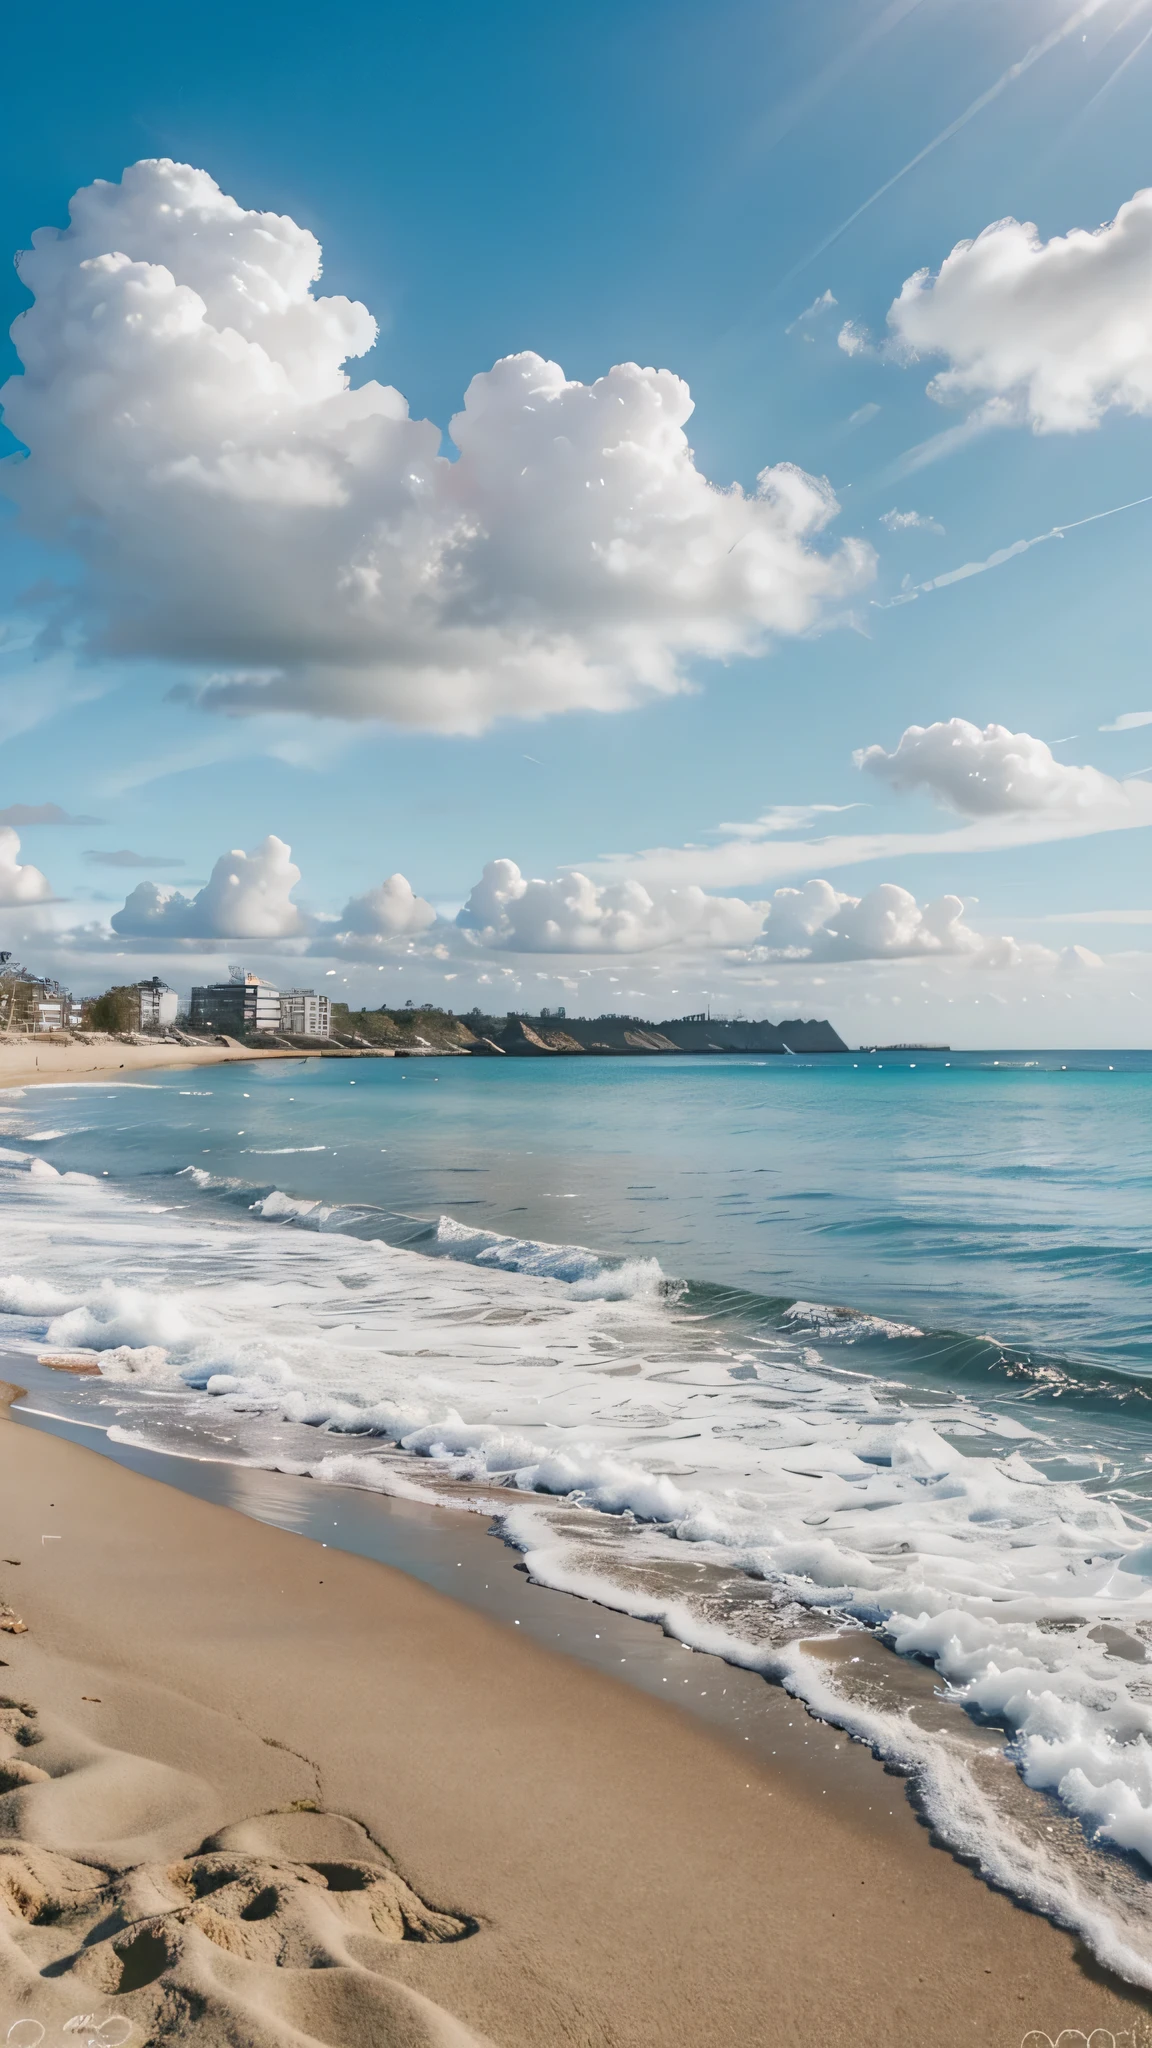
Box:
[5,1151,1152,1978]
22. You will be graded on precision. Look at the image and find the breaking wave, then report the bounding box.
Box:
[3,1135,1152,1980]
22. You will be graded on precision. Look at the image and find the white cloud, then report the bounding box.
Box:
[1100,710,1152,732]
[336,874,436,938]
[456,859,765,954]
[1,159,872,734]
[879,507,944,535]
[0,827,52,906]
[591,734,1152,896]
[855,718,1136,816]
[837,321,873,358]
[447,859,1051,970]
[887,186,1152,432]
[753,878,1050,967]
[110,835,303,940]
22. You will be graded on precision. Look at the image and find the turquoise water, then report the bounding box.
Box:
[24,1046,1152,1383]
[5,1046,1152,1978]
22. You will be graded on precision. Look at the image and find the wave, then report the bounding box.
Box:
[7,1150,1152,1978]
[433,1214,671,1300]
[783,1300,923,1341]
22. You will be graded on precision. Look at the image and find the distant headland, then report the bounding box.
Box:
[330,1004,849,1057]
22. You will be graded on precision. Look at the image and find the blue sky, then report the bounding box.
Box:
[2,0,1152,1043]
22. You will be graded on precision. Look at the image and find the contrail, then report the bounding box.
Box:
[738,0,929,163]
[873,489,1152,608]
[778,0,1122,290]
[1079,13,1152,110]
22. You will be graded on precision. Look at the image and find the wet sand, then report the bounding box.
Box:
[1,1387,1150,2046]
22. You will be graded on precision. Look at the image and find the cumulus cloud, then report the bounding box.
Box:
[755,878,1049,968]
[0,159,872,734]
[0,828,52,905]
[337,874,436,937]
[110,835,303,940]
[449,858,1048,970]
[855,718,1140,817]
[879,507,944,535]
[887,187,1152,432]
[456,859,765,954]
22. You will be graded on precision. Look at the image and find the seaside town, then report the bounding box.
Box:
[0,949,850,1055]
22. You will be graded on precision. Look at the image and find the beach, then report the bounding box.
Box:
[1,1386,1149,2047]
[0,1039,312,1092]
[4,1048,1152,2042]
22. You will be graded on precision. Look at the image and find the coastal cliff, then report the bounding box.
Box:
[328,1005,848,1056]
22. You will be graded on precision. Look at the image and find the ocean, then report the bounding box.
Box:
[3,1047,1152,1980]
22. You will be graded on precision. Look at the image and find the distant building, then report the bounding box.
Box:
[0,954,79,1032]
[136,977,179,1030]
[190,971,281,1036]
[32,991,81,1032]
[279,989,331,1038]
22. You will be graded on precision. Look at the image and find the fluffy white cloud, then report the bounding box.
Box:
[456,859,765,954]
[0,159,872,733]
[337,874,436,937]
[855,719,1135,817]
[755,878,1049,967]
[837,321,872,359]
[879,507,944,535]
[110,835,303,940]
[887,187,1152,432]
[450,858,1048,969]
[0,827,52,905]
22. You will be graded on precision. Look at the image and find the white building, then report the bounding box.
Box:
[279,989,331,1039]
[33,994,81,1032]
[136,977,179,1030]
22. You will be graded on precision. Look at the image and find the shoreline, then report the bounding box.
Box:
[2,1385,1150,2044]
[0,1036,318,1091]
[6,1384,908,1812]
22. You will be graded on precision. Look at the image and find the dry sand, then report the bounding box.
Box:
[1,1390,1150,2045]
[0,1039,313,1092]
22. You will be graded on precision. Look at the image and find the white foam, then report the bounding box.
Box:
[177,1165,245,1191]
[97,1345,182,1383]
[784,1300,924,1341]
[434,1214,668,1299]
[46,1281,194,1351]
[5,1150,1152,1977]
[253,1189,322,1220]
[0,1274,82,1315]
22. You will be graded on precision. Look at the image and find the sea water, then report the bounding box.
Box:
[3,1049,1152,1978]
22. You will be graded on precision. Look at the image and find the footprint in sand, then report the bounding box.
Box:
[0,1699,491,2047]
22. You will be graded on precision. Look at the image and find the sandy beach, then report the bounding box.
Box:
[0,1039,314,1092]
[1,1388,1149,2047]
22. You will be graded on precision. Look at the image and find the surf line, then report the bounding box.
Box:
[872,489,1152,610]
